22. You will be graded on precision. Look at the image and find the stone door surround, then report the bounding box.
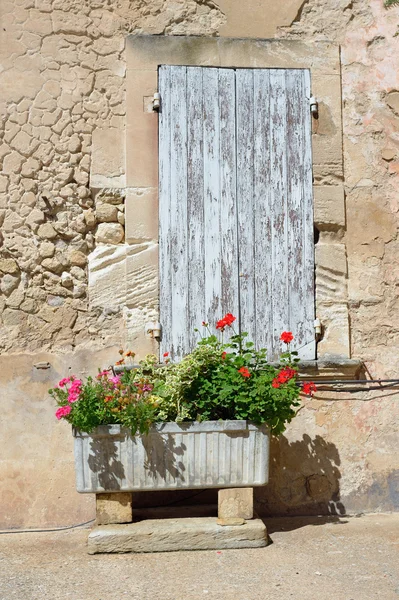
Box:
[121,36,348,358]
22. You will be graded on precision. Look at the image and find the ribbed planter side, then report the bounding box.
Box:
[74,421,270,493]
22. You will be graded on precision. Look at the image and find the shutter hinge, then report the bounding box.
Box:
[314,318,322,339]
[310,96,318,117]
[153,92,161,111]
[145,321,162,340]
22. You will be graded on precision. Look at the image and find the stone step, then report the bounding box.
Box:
[88,517,268,554]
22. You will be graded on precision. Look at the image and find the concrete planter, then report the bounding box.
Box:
[74,421,270,493]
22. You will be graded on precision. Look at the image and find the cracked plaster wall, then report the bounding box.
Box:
[1,0,399,527]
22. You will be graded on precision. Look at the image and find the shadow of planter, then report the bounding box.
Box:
[255,434,344,517]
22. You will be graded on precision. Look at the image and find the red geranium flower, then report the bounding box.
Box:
[223,313,236,326]
[280,331,294,344]
[272,379,281,388]
[216,313,236,331]
[302,382,317,396]
[238,366,251,378]
[276,367,297,384]
[221,352,227,360]
[163,352,169,357]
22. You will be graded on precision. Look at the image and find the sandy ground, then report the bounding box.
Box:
[0,514,398,600]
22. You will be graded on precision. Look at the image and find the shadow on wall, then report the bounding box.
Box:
[255,434,345,517]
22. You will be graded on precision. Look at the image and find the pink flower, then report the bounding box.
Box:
[67,392,78,403]
[58,377,70,388]
[55,405,72,420]
[110,375,121,386]
[142,384,153,392]
[97,370,109,379]
[67,379,82,402]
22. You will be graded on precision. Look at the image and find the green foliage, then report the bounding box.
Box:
[385,0,399,7]
[51,316,315,436]
[155,327,302,435]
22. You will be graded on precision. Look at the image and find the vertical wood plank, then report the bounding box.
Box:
[203,68,222,326]
[236,69,256,343]
[169,66,188,360]
[286,69,304,349]
[286,70,306,355]
[253,69,273,354]
[187,67,205,349]
[158,66,172,359]
[269,69,289,359]
[219,68,239,336]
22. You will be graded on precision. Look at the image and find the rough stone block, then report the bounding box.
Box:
[314,186,345,227]
[90,128,125,188]
[315,243,348,303]
[316,303,350,358]
[311,75,343,181]
[88,244,127,310]
[125,187,158,243]
[88,518,267,553]
[125,242,158,309]
[218,488,253,520]
[96,493,132,525]
[126,70,158,188]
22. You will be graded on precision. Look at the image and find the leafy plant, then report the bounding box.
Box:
[51,313,317,436]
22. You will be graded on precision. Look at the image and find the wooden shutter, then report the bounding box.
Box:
[159,66,315,361]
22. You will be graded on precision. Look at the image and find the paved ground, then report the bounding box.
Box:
[0,514,398,600]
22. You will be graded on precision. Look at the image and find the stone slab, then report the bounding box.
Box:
[126,36,340,75]
[87,518,268,554]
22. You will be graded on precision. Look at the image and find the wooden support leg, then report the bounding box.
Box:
[96,493,133,525]
[218,488,253,520]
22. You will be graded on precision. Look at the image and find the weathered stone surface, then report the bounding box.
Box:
[95,223,124,244]
[386,91,399,115]
[125,243,158,309]
[313,186,345,228]
[218,488,253,520]
[216,517,246,526]
[90,128,125,188]
[38,223,57,240]
[88,244,126,309]
[96,493,132,525]
[0,259,19,275]
[88,518,268,554]
[316,303,350,357]
[68,250,87,267]
[1,274,20,296]
[0,0,399,531]
[39,242,55,258]
[315,243,347,303]
[96,203,118,223]
[125,187,158,242]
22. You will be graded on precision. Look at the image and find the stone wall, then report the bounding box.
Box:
[1,0,399,527]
